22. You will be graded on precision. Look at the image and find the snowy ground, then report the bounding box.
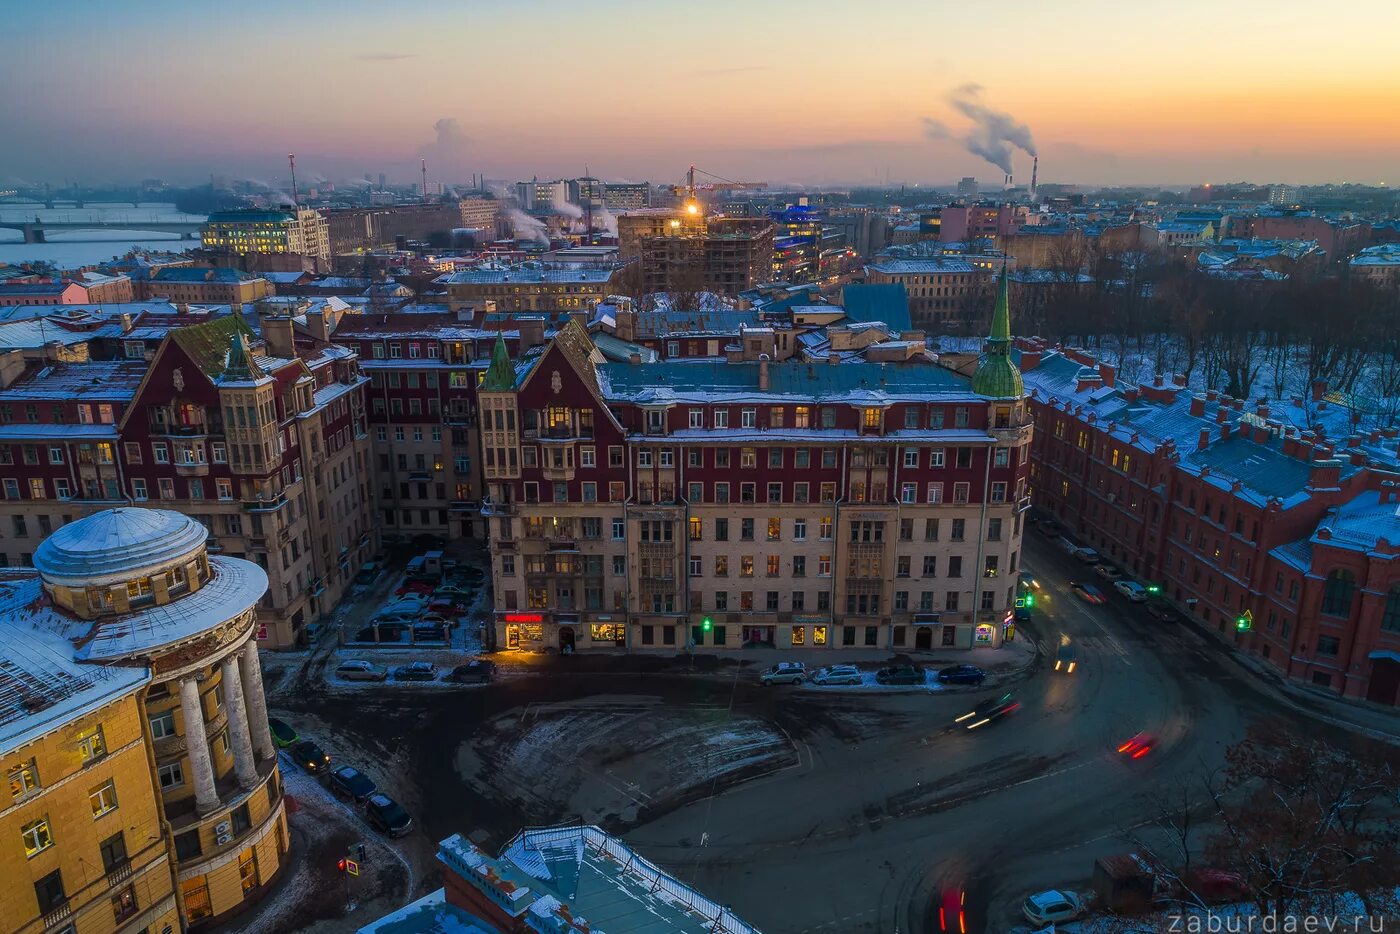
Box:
[454,696,800,826]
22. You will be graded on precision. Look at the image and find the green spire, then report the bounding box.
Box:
[971,269,1024,399]
[480,334,517,392]
[221,332,261,381]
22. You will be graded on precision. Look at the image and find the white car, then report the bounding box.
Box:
[1074,546,1101,563]
[335,659,387,682]
[1022,890,1084,926]
[811,664,862,685]
[759,662,806,685]
[1114,580,1149,602]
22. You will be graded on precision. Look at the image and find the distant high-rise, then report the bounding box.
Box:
[957,176,978,199]
[379,173,387,190]
[1268,184,1299,207]
[603,181,651,211]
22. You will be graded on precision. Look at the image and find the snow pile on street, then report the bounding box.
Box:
[802,670,947,692]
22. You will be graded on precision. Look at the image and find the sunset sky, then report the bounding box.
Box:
[3,0,1398,189]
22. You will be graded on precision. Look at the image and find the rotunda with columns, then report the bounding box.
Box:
[34,506,288,927]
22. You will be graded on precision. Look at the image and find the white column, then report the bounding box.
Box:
[239,639,276,762]
[178,677,219,815]
[220,654,258,789]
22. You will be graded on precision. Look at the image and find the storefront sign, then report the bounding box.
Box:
[503,613,543,623]
[974,623,995,645]
[794,615,831,624]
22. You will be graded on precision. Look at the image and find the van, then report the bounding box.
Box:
[355,562,382,587]
[422,550,445,575]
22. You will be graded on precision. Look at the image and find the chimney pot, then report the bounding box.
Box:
[1198,427,1211,451]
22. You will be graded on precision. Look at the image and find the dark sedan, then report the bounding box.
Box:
[326,765,377,803]
[447,660,496,684]
[936,664,987,686]
[875,665,924,685]
[366,793,414,837]
[290,740,331,774]
[953,692,1021,730]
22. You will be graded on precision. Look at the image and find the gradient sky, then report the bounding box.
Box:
[3,0,1399,189]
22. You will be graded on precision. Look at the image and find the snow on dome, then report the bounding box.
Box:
[34,507,208,588]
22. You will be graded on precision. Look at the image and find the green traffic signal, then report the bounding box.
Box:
[1236,616,1251,631]
[1147,584,1161,594]
[702,616,713,632]
[1025,592,1035,608]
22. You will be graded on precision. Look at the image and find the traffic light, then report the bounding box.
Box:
[1235,615,1251,632]
[701,616,712,632]
[337,858,347,873]
[1024,592,1035,608]
[1146,584,1161,594]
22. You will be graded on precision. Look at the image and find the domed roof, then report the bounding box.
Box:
[34,507,208,588]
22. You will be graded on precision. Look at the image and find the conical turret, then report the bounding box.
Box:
[970,269,1023,399]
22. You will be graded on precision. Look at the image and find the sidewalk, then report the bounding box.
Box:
[1171,602,1400,742]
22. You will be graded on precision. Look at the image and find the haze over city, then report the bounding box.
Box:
[5,0,1400,187]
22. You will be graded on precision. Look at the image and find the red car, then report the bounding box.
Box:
[1117,732,1156,759]
[395,581,435,597]
[939,886,966,933]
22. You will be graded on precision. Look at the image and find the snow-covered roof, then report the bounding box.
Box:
[0,361,147,402]
[34,507,209,588]
[71,556,267,663]
[434,825,760,934]
[598,360,976,405]
[354,889,492,934]
[0,572,149,755]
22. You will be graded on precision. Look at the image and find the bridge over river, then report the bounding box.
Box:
[0,217,205,243]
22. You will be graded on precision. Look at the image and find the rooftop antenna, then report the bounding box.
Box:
[288,153,299,206]
[421,159,429,204]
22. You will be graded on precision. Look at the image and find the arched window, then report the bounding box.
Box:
[1383,585,1400,634]
[1321,569,1356,617]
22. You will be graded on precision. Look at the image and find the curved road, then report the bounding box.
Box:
[624,537,1275,932]
[271,535,1304,933]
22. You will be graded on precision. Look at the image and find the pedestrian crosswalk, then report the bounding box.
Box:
[1040,635,1130,659]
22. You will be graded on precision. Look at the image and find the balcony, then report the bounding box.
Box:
[541,464,575,483]
[105,857,134,886]
[40,899,71,930]
[480,497,516,517]
[174,461,210,477]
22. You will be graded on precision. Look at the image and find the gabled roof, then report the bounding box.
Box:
[170,313,255,378]
[522,317,603,400]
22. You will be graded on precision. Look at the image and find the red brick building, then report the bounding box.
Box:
[1021,339,1400,705]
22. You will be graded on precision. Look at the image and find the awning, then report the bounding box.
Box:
[1368,650,1400,664]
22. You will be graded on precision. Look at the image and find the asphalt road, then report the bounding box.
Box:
[268,534,1295,933]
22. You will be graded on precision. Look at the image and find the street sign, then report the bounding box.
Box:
[345,859,359,877]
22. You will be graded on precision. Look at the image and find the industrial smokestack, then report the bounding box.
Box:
[421,159,428,204]
[1030,156,1039,202]
[288,153,299,206]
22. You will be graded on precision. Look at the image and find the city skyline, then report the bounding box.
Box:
[3,0,1399,188]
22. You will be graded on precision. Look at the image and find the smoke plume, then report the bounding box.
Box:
[505,208,550,246]
[934,84,1037,175]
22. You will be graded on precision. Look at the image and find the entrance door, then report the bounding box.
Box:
[915,626,933,650]
[1366,657,1400,706]
[559,626,576,653]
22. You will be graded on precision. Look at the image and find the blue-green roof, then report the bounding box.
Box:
[841,283,911,331]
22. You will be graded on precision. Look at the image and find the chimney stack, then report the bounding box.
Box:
[1189,394,1206,417]
[759,355,770,392]
[1198,427,1211,451]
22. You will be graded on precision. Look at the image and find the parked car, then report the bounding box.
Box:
[366,793,414,838]
[1094,562,1123,581]
[447,660,496,684]
[1114,580,1149,602]
[875,665,924,685]
[953,692,1020,729]
[1145,601,1180,622]
[1035,520,1064,538]
[433,585,474,601]
[936,664,986,686]
[810,664,862,685]
[290,740,331,774]
[1057,535,1081,554]
[269,718,298,748]
[1054,636,1078,674]
[335,659,387,682]
[1074,546,1101,563]
[759,662,806,685]
[411,622,449,643]
[1070,582,1107,605]
[372,610,421,627]
[393,661,438,682]
[1022,890,1084,926]
[354,562,382,587]
[326,765,377,803]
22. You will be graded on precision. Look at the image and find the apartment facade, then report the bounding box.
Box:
[443,264,622,314]
[1,504,288,933]
[202,209,331,272]
[865,258,985,329]
[0,311,377,650]
[478,311,1030,654]
[138,266,273,305]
